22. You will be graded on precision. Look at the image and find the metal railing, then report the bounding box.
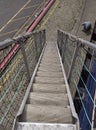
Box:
[57,30,96,130]
[0,30,46,129]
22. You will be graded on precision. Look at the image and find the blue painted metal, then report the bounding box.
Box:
[79,56,96,130]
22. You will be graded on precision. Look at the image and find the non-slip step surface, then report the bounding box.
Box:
[27,92,69,106]
[20,42,73,125]
[34,77,64,84]
[17,123,76,130]
[32,83,67,93]
[37,71,63,77]
[38,67,62,72]
[21,104,73,123]
[38,65,62,71]
[40,63,61,68]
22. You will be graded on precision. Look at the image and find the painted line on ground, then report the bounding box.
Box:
[11,16,30,22]
[0,0,31,33]
[14,0,46,36]
[0,0,55,85]
[41,0,60,28]
[24,4,40,9]
[0,29,18,37]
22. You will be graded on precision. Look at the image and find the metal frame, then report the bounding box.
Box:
[58,30,96,51]
[0,30,46,129]
[67,41,80,81]
[16,122,77,130]
[57,29,96,82]
[13,41,47,130]
[57,29,96,130]
[56,42,80,130]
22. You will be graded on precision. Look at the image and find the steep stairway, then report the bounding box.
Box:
[16,42,77,130]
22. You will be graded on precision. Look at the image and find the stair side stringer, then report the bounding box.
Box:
[56,42,80,130]
[13,42,47,130]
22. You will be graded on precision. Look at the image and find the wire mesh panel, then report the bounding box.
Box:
[0,46,28,129]
[0,44,14,64]
[57,30,96,130]
[0,30,46,129]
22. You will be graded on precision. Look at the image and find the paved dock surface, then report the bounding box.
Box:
[0,0,47,41]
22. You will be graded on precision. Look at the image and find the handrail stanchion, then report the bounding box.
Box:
[67,41,81,82]
[33,33,38,61]
[20,42,31,81]
[13,38,31,81]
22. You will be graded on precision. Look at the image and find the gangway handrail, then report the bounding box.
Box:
[0,30,46,129]
[58,29,96,50]
[57,29,96,130]
[57,43,80,130]
[0,0,56,71]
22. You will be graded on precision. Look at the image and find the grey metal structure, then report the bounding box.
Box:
[13,40,79,129]
[57,30,96,97]
[0,30,46,129]
[57,30,96,130]
[2,29,96,130]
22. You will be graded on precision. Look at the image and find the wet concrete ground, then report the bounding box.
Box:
[0,0,47,41]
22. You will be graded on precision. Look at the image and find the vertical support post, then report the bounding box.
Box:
[61,34,65,63]
[60,32,63,59]
[57,30,62,52]
[20,42,31,81]
[33,33,38,61]
[40,31,43,51]
[91,90,96,130]
[60,32,63,55]
[68,40,80,82]
[57,30,68,63]
[43,30,46,46]
[57,30,60,48]
[62,34,68,63]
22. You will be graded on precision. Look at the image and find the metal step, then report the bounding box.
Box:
[17,123,76,130]
[27,92,69,106]
[32,83,67,93]
[36,71,63,77]
[21,104,73,123]
[39,63,61,68]
[38,67,62,72]
[17,42,76,130]
[34,76,64,84]
[39,64,62,71]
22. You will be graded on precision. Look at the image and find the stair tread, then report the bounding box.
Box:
[35,77,64,84]
[17,122,76,130]
[38,65,62,71]
[38,67,62,72]
[32,83,67,93]
[40,63,61,67]
[37,71,63,77]
[21,104,73,123]
[19,42,73,125]
[27,92,69,106]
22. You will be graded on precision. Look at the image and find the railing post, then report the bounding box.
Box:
[62,34,68,63]
[20,41,31,81]
[57,30,60,48]
[60,32,63,55]
[57,30,61,51]
[57,30,68,63]
[60,32,63,60]
[67,40,81,82]
[33,33,38,61]
[40,31,43,51]
[13,37,31,81]
[43,30,46,46]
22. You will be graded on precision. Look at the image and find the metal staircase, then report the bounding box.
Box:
[0,30,79,130]
[15,41,78,130]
